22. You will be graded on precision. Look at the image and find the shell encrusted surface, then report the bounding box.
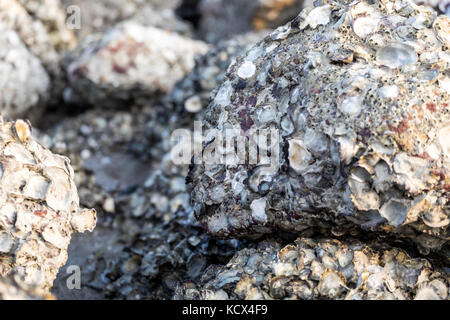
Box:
[188,0,450,252]
[0,119,96,291]
[175,237,449,300]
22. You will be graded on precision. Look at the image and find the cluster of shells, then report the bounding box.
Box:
[189,0,450,259]
[0,118,96,293]
[176,237,449,300]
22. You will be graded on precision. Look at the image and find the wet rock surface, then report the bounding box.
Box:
[0,25,50,119]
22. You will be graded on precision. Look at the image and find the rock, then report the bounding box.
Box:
[175,237,450,300]
[197,0,305,43]
[65,22,209,107]
[17,0,77,51]
[0,25,50,119]
[0,118,96,292]
[0,0,79,119]
[187,0,450,253]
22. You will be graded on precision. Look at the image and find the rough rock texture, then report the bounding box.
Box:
[188,0,450,254]
[0,25,50,119]
[0,118,96,292]
[197,0,305,43]
[0,0,60,73]
[65,22,209,107]
[61,0,190,40]
[175,237,449,300]
[170,31,268,114]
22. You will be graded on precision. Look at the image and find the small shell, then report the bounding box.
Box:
[250,198,268,223]
[288,138,313,173]
[433,16,450,47]
[237,61,256,79]
[376,43,418,68]
[353,16,380,38]
[14,120,32,143]
[184,95,203,113]
[301,5,332,29]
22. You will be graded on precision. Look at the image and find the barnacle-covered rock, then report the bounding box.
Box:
[65,22,209,107]
[171,31,268,114]
[188,0,450,253]
[175,237,449,300]
[197,0,304,43]
[0,25,50,119]
[0,118,96,292]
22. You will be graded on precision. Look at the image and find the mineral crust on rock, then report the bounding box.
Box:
[0,0,61,72]
[0,271,53,300]
[175,237,449,300]
[0,118,96,292]
[65,22,209,107]
[188,0,450,253]
[197,0,304,43]
[0,25,50,119]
